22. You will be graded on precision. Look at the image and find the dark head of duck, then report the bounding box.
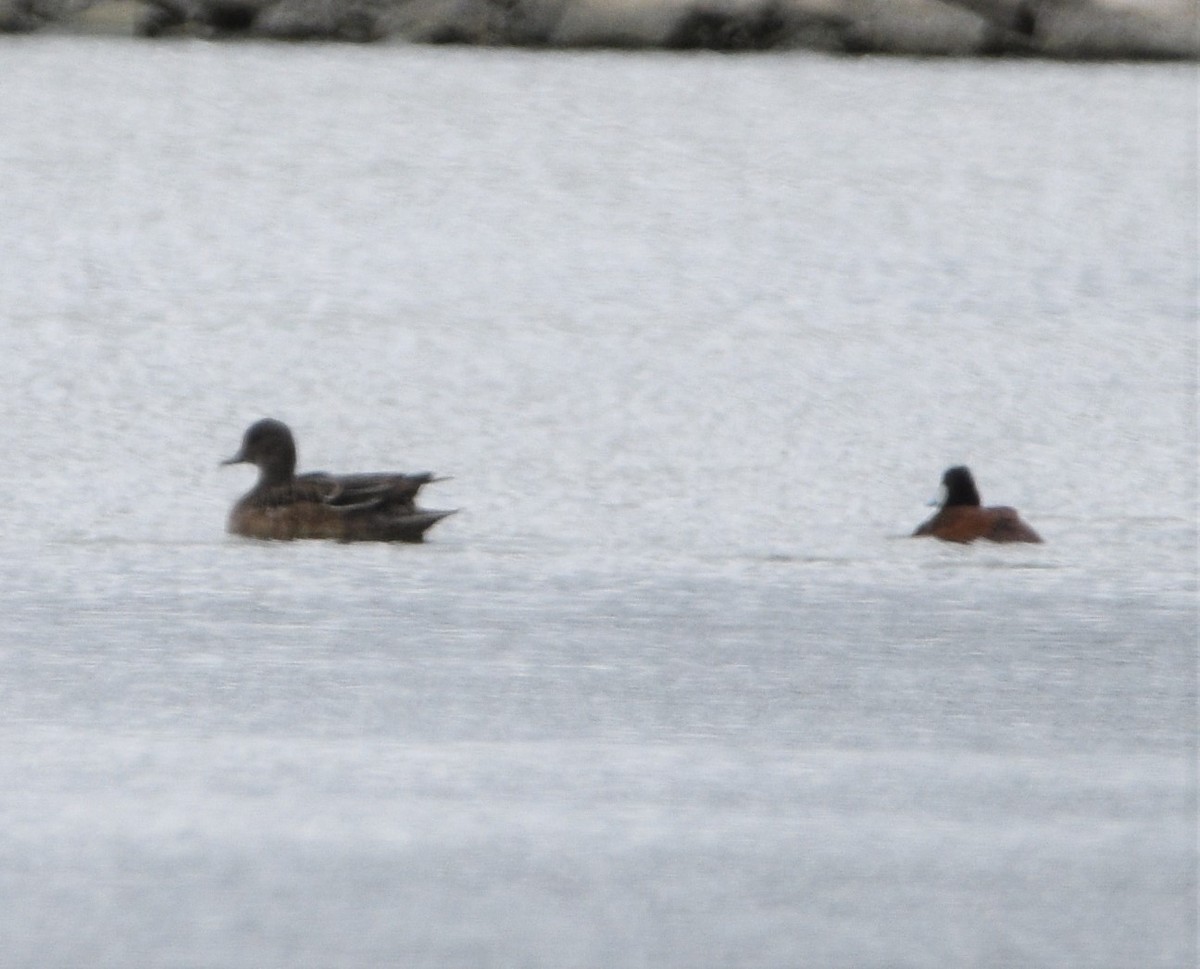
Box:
[222,418,297,486]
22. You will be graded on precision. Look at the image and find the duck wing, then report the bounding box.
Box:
[297,471,442,510]
[300,472,456,542]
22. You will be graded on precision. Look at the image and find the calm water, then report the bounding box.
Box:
[0,37,1196,968]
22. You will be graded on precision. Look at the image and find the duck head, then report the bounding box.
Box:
[223,418,297,486]
[939,465,982,508]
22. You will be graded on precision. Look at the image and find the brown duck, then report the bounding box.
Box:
[222,418,455,542]
[913,466,1042,544]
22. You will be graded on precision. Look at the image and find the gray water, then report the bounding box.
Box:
[0,38,1196,968]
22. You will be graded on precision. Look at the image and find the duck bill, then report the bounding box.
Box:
[221,449,248,467]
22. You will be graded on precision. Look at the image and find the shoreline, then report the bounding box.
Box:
[4,0,1197,59]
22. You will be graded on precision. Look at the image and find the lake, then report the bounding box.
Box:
[0,37,1195,968]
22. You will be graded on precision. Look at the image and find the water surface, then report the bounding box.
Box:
[0,38,1195,968]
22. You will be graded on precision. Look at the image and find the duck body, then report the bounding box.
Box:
[223,419,455,543]
[913,466,1042,544]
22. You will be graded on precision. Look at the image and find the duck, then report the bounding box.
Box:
[221,418,455,543]
[913,466,1042,544]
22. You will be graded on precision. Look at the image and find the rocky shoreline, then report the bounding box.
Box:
[2,0,1195,58]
